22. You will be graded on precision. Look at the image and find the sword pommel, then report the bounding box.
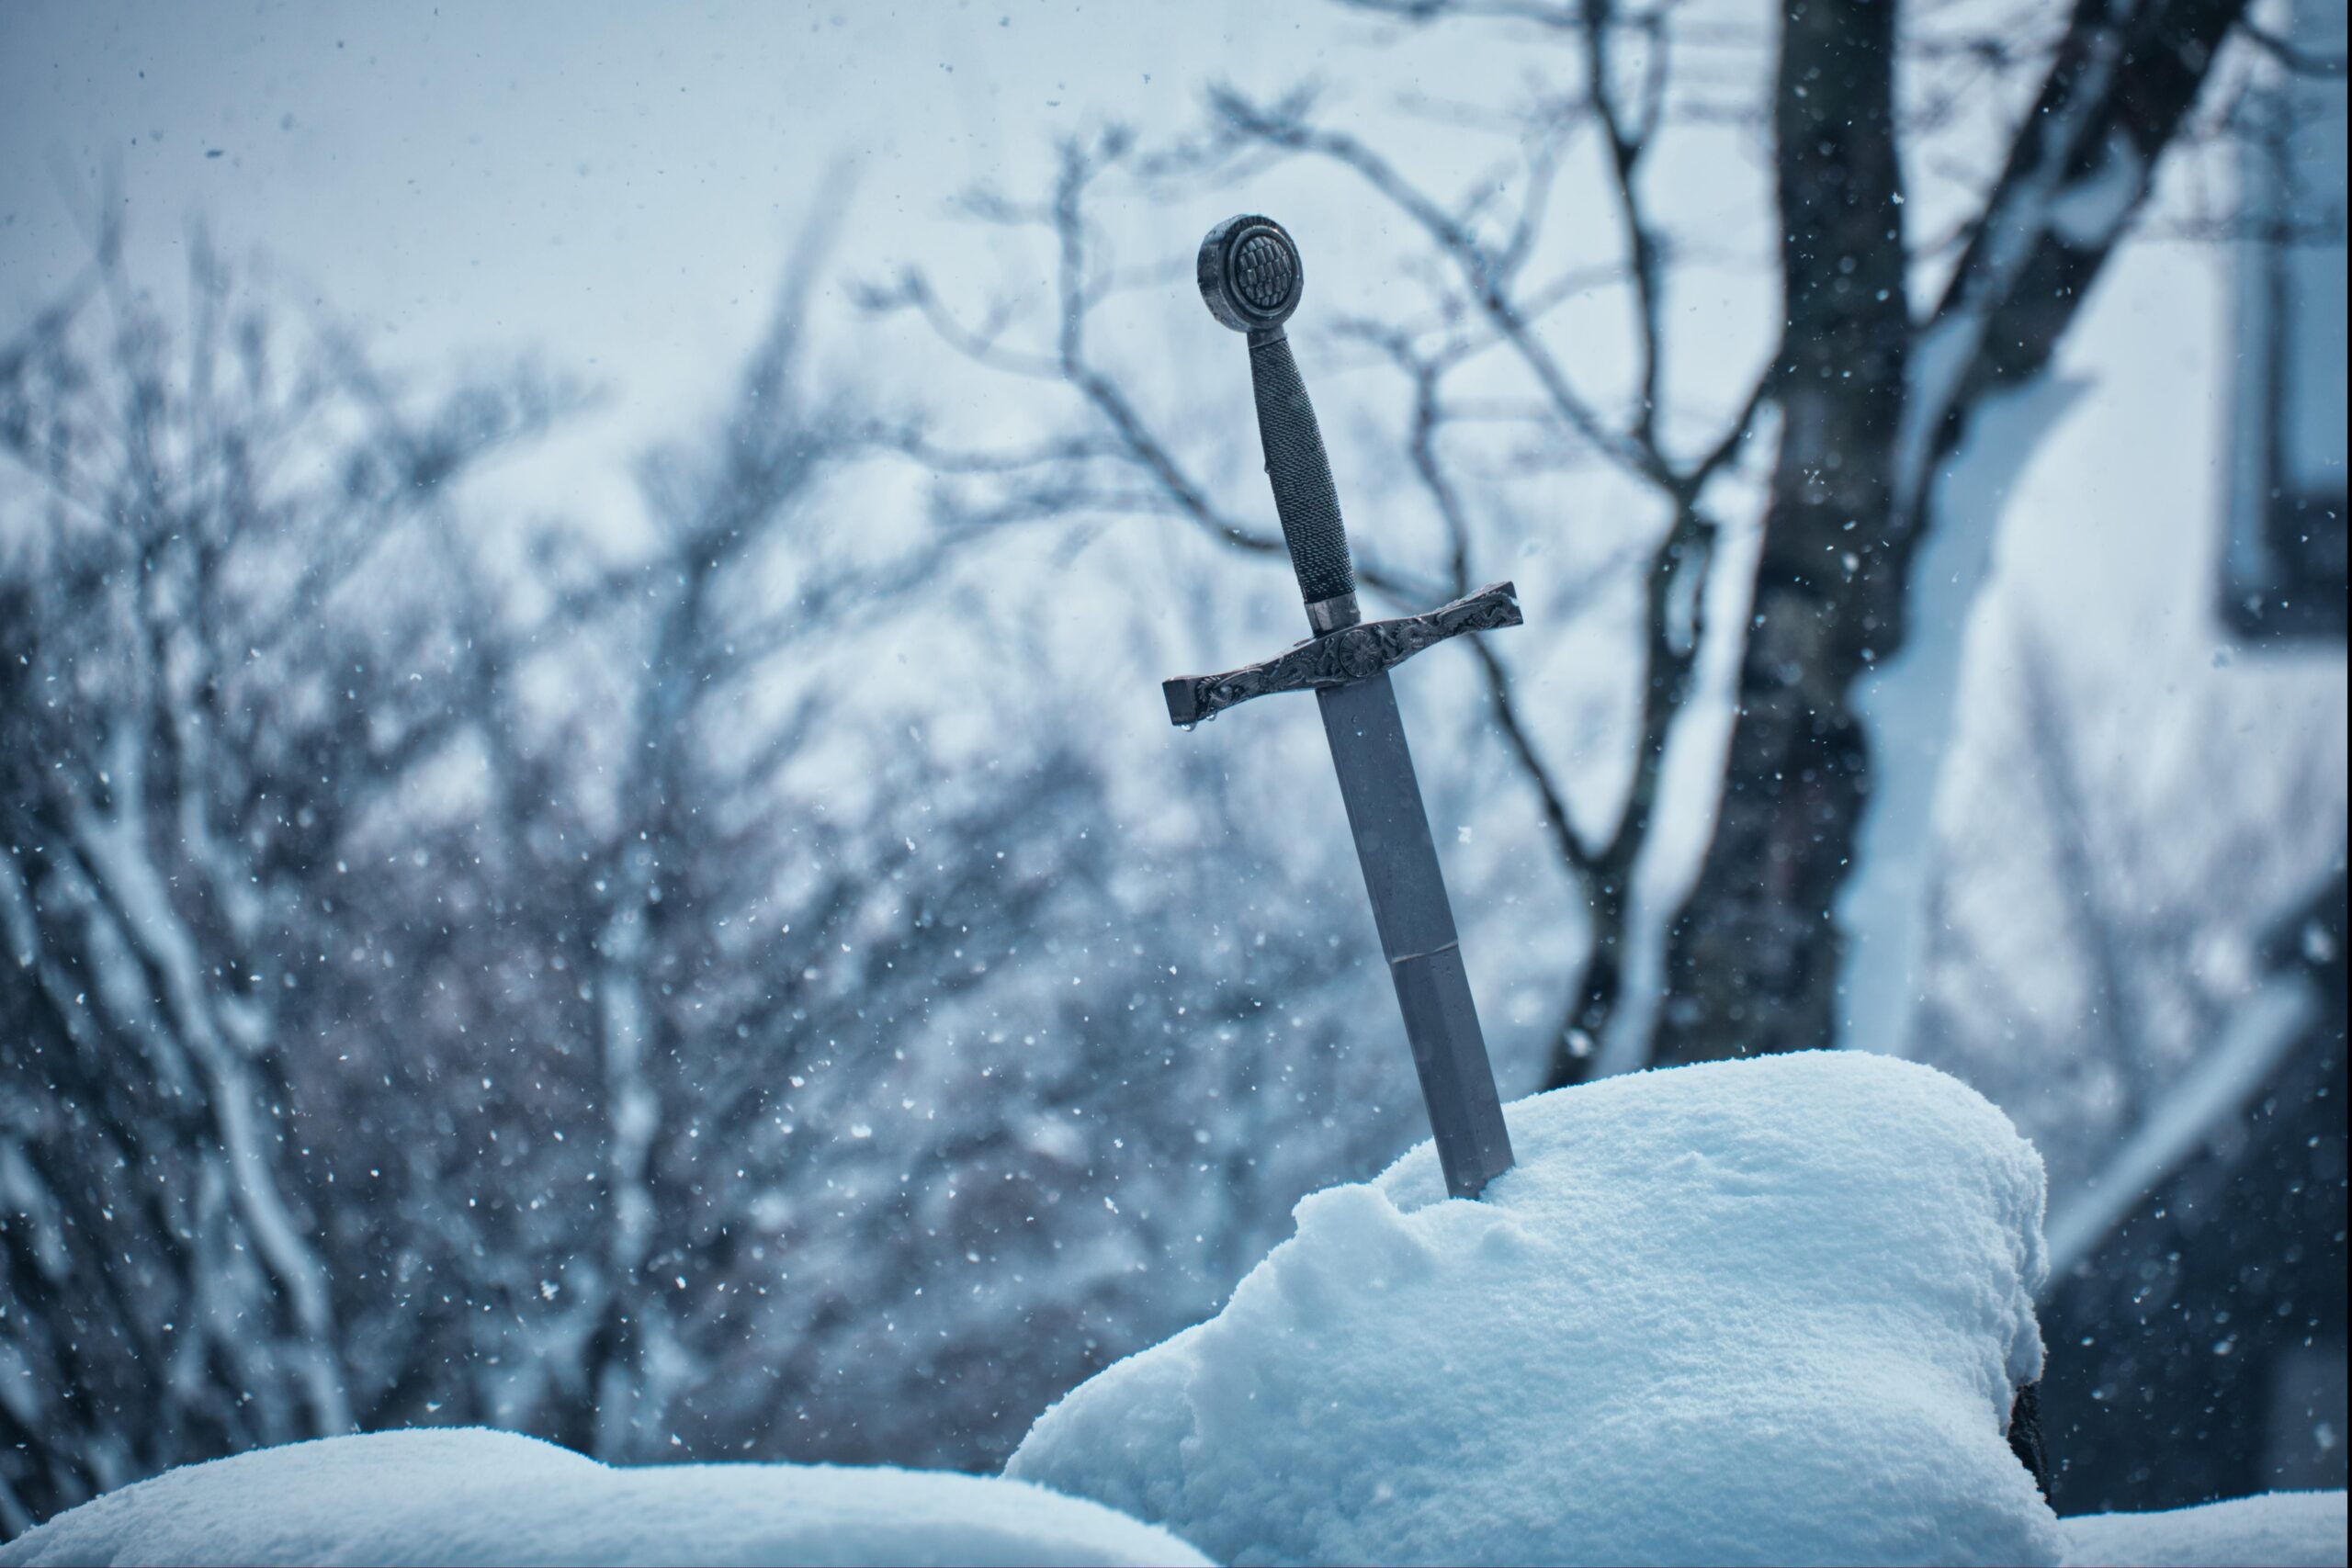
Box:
[1197,214,1304,333]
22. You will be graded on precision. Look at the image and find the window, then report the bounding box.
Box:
[2222,0,2348,640]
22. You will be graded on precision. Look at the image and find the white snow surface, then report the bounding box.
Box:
[6,1053,2336,1568]
[1009,1050,2059,1566]
[0,1428,1212,1568]
[2060,1491,2348,1567]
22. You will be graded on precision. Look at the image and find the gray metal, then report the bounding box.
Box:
[1306,592,1362,635]
[1162,581,1521,728]
[1197,214,1304,333]
[1316,674,1462,963]
[1317,675,1514,1198]
[1389,946,1516,1197]
[1170,213,1519,1200]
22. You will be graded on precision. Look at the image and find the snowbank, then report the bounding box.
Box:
[2059,1491,2347,1567]
[8,1054,2335,1568]
[0,1427,1210,1568]
[1009,1050,2058,1566]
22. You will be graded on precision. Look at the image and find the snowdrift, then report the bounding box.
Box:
[2058,1492,2347,1567]
[1011,1050,2060,1566]
[10,1051,2341,1568]
[0,1428,1209,1568]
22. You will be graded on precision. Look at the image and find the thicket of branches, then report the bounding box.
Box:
[871,0,2316,1084]
[0,231,1408,1530]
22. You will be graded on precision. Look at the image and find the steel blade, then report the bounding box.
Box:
[1316,672,1515,1197]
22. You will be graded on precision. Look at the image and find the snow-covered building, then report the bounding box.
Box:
[1912,0,2347,1512]
[2222,0,2348,640]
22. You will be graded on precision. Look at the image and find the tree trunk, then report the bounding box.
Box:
[1656,0,2251,1067]
[1654,0,1908,1065]
[1554,877,1628,1081]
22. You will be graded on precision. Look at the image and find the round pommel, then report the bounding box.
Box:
[1198,214,1303,333]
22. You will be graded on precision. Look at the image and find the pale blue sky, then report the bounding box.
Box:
[2,1,2330,677]
[2,0,1328,530]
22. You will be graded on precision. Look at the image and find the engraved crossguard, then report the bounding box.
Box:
[1165,215,1521,727]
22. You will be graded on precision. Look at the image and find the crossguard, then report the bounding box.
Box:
[1198,216,1358,626]
[1163,582,1522,727]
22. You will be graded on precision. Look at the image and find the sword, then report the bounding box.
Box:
[1167,214,1518,1199]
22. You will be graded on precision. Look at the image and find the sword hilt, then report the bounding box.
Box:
[1198,215,1359,632]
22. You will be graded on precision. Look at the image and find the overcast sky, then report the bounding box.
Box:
[1,0,1350,532]
[6,0,2344,1094]
[2,0,2331,657]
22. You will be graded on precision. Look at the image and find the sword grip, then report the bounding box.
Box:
[1247,329,1358,612]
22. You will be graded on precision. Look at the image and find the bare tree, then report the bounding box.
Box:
[871,0,2279,1087]
[867,48,1767,1086]
[0,232,557,1528]
[1658,0,2256,1066]
[0,212,1404,1530]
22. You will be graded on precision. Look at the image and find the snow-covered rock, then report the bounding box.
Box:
[0,1428,1211,1568]
[2059,1491,2347,1568]
[1009,1050,2059,1566]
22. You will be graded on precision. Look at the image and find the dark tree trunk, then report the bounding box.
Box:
[1655,0,2252,1067]
[1547,876,1629,1082]
[1653,0,1908,1065]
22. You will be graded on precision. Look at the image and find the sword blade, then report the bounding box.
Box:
[1316,673,1515,1197]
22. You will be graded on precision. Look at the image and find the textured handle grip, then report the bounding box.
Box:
[1248,331,1356,606]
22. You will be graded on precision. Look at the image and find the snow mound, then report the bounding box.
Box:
[2059,1490,2347,1567]
[0,1428,1211,1568]
[1009,1050,2057,1566]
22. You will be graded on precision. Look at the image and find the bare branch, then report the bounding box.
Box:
[1205,83,1674,490]
[2236,16,2347,77]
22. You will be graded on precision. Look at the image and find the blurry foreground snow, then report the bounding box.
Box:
[0,1429,1206,1568]
[2058,1493,2347,1568]
[6,1054,2341,1568]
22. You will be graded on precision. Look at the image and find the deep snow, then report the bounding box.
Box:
[8,1052,2341,1568]
[0,1428,1210,1568]
[2059,1491,2347,1567]
[1011,1050,2060,1566]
